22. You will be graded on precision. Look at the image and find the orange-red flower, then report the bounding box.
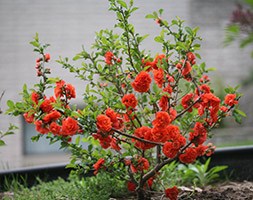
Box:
[181,93,194,112]
[165,186,179,200]
[142,58,155,72]
[43,110,61,123]
[166,75,175,83]
[151,126,169,143]
[61,117,79,136]
[44,53,50,62]
[176,60,192,77]
[169,108,177,121]
[31,91,40,105]
[163,142,178,158]
[195,144,208,157]
[54,80,76,99]
[130,157,150,173]
[153,68,164,88]
[105,108,117,122]
[99,135,112,149]
[23,112,34,123]
[200,75,210,83]
[179,147,198,164]
[93,158,105,175]
[131,71,152,93]
[189,122,207,145]
[65,83,76,99]
[163,85,173,94]
[166,124,181,141]
[187,52,196,65]
[196,84,211,95]
[104,51,114,65]
[159,96,168,111]
[34,120,49,134]
[54,80,65,98]
[127,181,136,192]
[220,106,228,112]
[49,122,61,135]
[40,96,55,113]
[152,111,171,129]
[153,54,167,69]
[132,126,155,150]
[110,138,121,151]
[224,94,238,106]
[96,114,112,132]
[122,94,138,109]
[105,108,123,130]
[201,93,220,123]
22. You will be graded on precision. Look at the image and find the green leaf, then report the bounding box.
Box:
[30,41,39,48]
[185,26,193,35]
[195,53,201,59]
[7,100,15,109]
[130,7,138,13]
[199,62,206,72]
[117,0,127,9]
[233,109,242,124]
[73,55,81,61]
[145,14,155,19]
[154,36,163,43]
[158,9,163,15]
[75,136,80,145]
[193,43,201,50]
[207,67,216,72]
[234,109,247,117]
[245,0,253,7]
[0,140,5,146]
[224,86,235,94]
[47,77,60,84]
[240,33,253,48]
[31,134,42,142]
[171,19,178,25]
[88,144,93,152]
[224,24,240,46]
[66,163,76,169]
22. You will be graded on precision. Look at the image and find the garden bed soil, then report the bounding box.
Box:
[1,181,253,199]
[179,181,253,200]
[112,181,253,200]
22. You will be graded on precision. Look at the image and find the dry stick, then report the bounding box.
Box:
[114,135,143,153]
[175,96,201,120]
[128,166,138,185]
[111,127,163,146]
[139,142,192,188]
[119,9,138,74]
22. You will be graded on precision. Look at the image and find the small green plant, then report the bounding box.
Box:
[2,173,128,200]
[0,91,18,146]
[225,0,253,86]
[177,158,227,187]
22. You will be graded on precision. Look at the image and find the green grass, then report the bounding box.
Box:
[2,172,128,200]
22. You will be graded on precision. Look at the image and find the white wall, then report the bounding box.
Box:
[0,0,251,169]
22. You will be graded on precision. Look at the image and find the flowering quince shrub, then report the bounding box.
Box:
[6,0,245,199]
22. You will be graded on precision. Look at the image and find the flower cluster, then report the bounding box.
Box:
[23,54,79,139]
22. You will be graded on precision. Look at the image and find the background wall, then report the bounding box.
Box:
[0,0,251,170]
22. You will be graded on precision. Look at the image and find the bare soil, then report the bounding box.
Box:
[115,181,253,200]
[179,181,253,200]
